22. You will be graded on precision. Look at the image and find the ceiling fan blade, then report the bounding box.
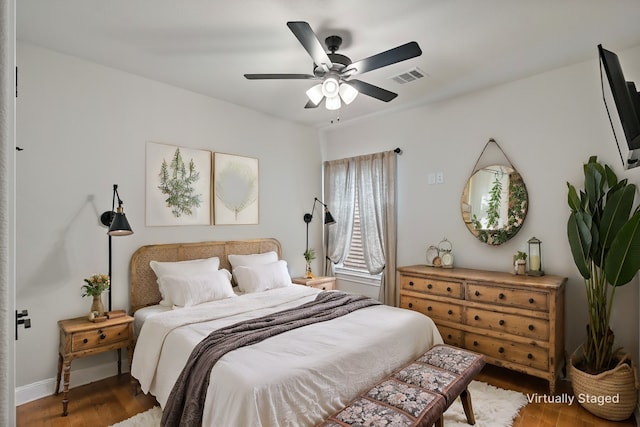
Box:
[304,99,321,109]
[348,79,398,102]
[342,42,422,78]
[244,73,316,80]
[286,21,333,69]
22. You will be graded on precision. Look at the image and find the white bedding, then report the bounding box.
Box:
[131,285,442,426]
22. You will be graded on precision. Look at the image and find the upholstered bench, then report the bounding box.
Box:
[317,344,486,427]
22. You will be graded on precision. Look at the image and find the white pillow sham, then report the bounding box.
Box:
[158,269,235,308]
[228,251,279,284]
[233,260,292,293]
[149,257,221,306]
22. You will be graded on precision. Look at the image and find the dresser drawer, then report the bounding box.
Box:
[437,325,464,347]
[465,307,549,340]
[466,283,548,311]
[400,275,463,299]
[71,323,130,352]
[400,295,463,323]
[465,333,548,371]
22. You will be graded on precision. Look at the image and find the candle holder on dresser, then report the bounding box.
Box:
[527,237,544,276]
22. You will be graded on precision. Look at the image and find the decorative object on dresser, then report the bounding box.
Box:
[56,315,134,416]
[438,237,454,268]
[461,138,528,246]
[303,197,336,278]
[526,236,544,276]
[100,184,134,312]
[513,251,527,275]
[566,156,640,420]
[398,265,566,394]
[291,275,336,291]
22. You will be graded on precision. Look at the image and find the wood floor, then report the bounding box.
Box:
[16,365,637,426]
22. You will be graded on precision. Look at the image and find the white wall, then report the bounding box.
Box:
[321,45,640,365]
[14,42,322,400]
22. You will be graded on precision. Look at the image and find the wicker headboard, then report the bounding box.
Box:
[129,238,282,313]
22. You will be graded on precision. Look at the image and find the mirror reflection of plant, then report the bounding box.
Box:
[485,173,503,228]
[158,148,202,218]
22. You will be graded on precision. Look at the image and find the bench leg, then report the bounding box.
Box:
[460,387,476,425]
[435,416,444,427]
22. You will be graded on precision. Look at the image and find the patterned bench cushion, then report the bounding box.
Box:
[316,345,485,427]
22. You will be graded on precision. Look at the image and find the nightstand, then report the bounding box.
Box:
[292,276,337,291]
[55,314,134,416]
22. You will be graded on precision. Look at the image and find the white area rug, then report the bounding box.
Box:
[110,380,527,427]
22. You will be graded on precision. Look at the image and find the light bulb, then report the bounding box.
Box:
[322,76,340,98]
[325,95,341,110]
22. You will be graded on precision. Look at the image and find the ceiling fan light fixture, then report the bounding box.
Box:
[339,83,358,105]
[325,95,341,110]
[306,84,324,106]
[321,76,340,98]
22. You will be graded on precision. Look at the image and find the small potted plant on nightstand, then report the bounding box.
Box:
[82,273,110,319]
[304,248,316,279]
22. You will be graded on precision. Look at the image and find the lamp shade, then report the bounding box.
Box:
[306,83,324,106]
[108,207,133,236]
[324,209,336,225]
[339,83,358,105]
[322,76,340,98]
[325,95,341,111]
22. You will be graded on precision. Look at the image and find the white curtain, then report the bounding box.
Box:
[323,151,398,305]
[0,0,15,423]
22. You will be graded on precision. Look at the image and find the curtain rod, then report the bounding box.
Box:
[394,147,402,154]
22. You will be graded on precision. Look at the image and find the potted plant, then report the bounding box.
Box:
[82,273,110,318]
[513,251,527,275]
[566,156,640,420]
[303,248,316,279]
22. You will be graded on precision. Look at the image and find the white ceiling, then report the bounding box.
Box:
[16,0,640,128]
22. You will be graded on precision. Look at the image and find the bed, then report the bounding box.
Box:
[129,238,443,426]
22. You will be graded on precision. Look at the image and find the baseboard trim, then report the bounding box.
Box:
[15,360,127,406]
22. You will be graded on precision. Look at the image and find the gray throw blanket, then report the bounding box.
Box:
[161,290,381,426]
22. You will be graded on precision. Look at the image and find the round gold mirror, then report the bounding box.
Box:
[461,165,528,245]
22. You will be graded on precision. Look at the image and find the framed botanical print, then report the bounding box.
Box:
[146,141,212,226]
[213,152,259,225]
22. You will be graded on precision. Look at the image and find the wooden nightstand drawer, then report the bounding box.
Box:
[401,276,463,299]
[71,323,130,352]
[465,307,549,340]
[466,283,548,311]
[400,296,463,322]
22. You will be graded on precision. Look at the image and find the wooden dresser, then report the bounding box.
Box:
[398,265,566,393]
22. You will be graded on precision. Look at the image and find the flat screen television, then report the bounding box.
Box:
[598,44,640,169]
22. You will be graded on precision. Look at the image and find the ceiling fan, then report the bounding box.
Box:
[244,21,422,110]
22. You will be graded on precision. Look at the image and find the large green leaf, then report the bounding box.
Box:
[567,183,581,212]
[599,184,636,250]
[568,211,592,279]
[584,162,602,212]
[605,211,640,287]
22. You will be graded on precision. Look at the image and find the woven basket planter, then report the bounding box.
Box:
[568,348,639,421]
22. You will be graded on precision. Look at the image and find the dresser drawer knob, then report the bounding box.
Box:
[528,324,534,331]
[474,315,480,321]
[447,334,452,339]
[321,286,326,290]
[408,303,413,308]
[474,290,480,297]
[83,338,88,344]
[499,319,505,326]
[499,293,505,299]
[473,341,478,347]
[409,281,414,286]
[498,347,505,353]
[427,283,433,289]
[528,353,533,359]
[446,286,451,292]
[448,310,453,315]
[529,298,535,304]
[427,306,433,311]
[100,334,106,340]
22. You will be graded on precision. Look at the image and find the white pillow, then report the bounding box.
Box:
[233,260,292,293]
[150,257,220,306]
[228,251,279,284]
[158,269,235,308]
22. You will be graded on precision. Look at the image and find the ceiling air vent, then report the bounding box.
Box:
[390,67,427,84]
